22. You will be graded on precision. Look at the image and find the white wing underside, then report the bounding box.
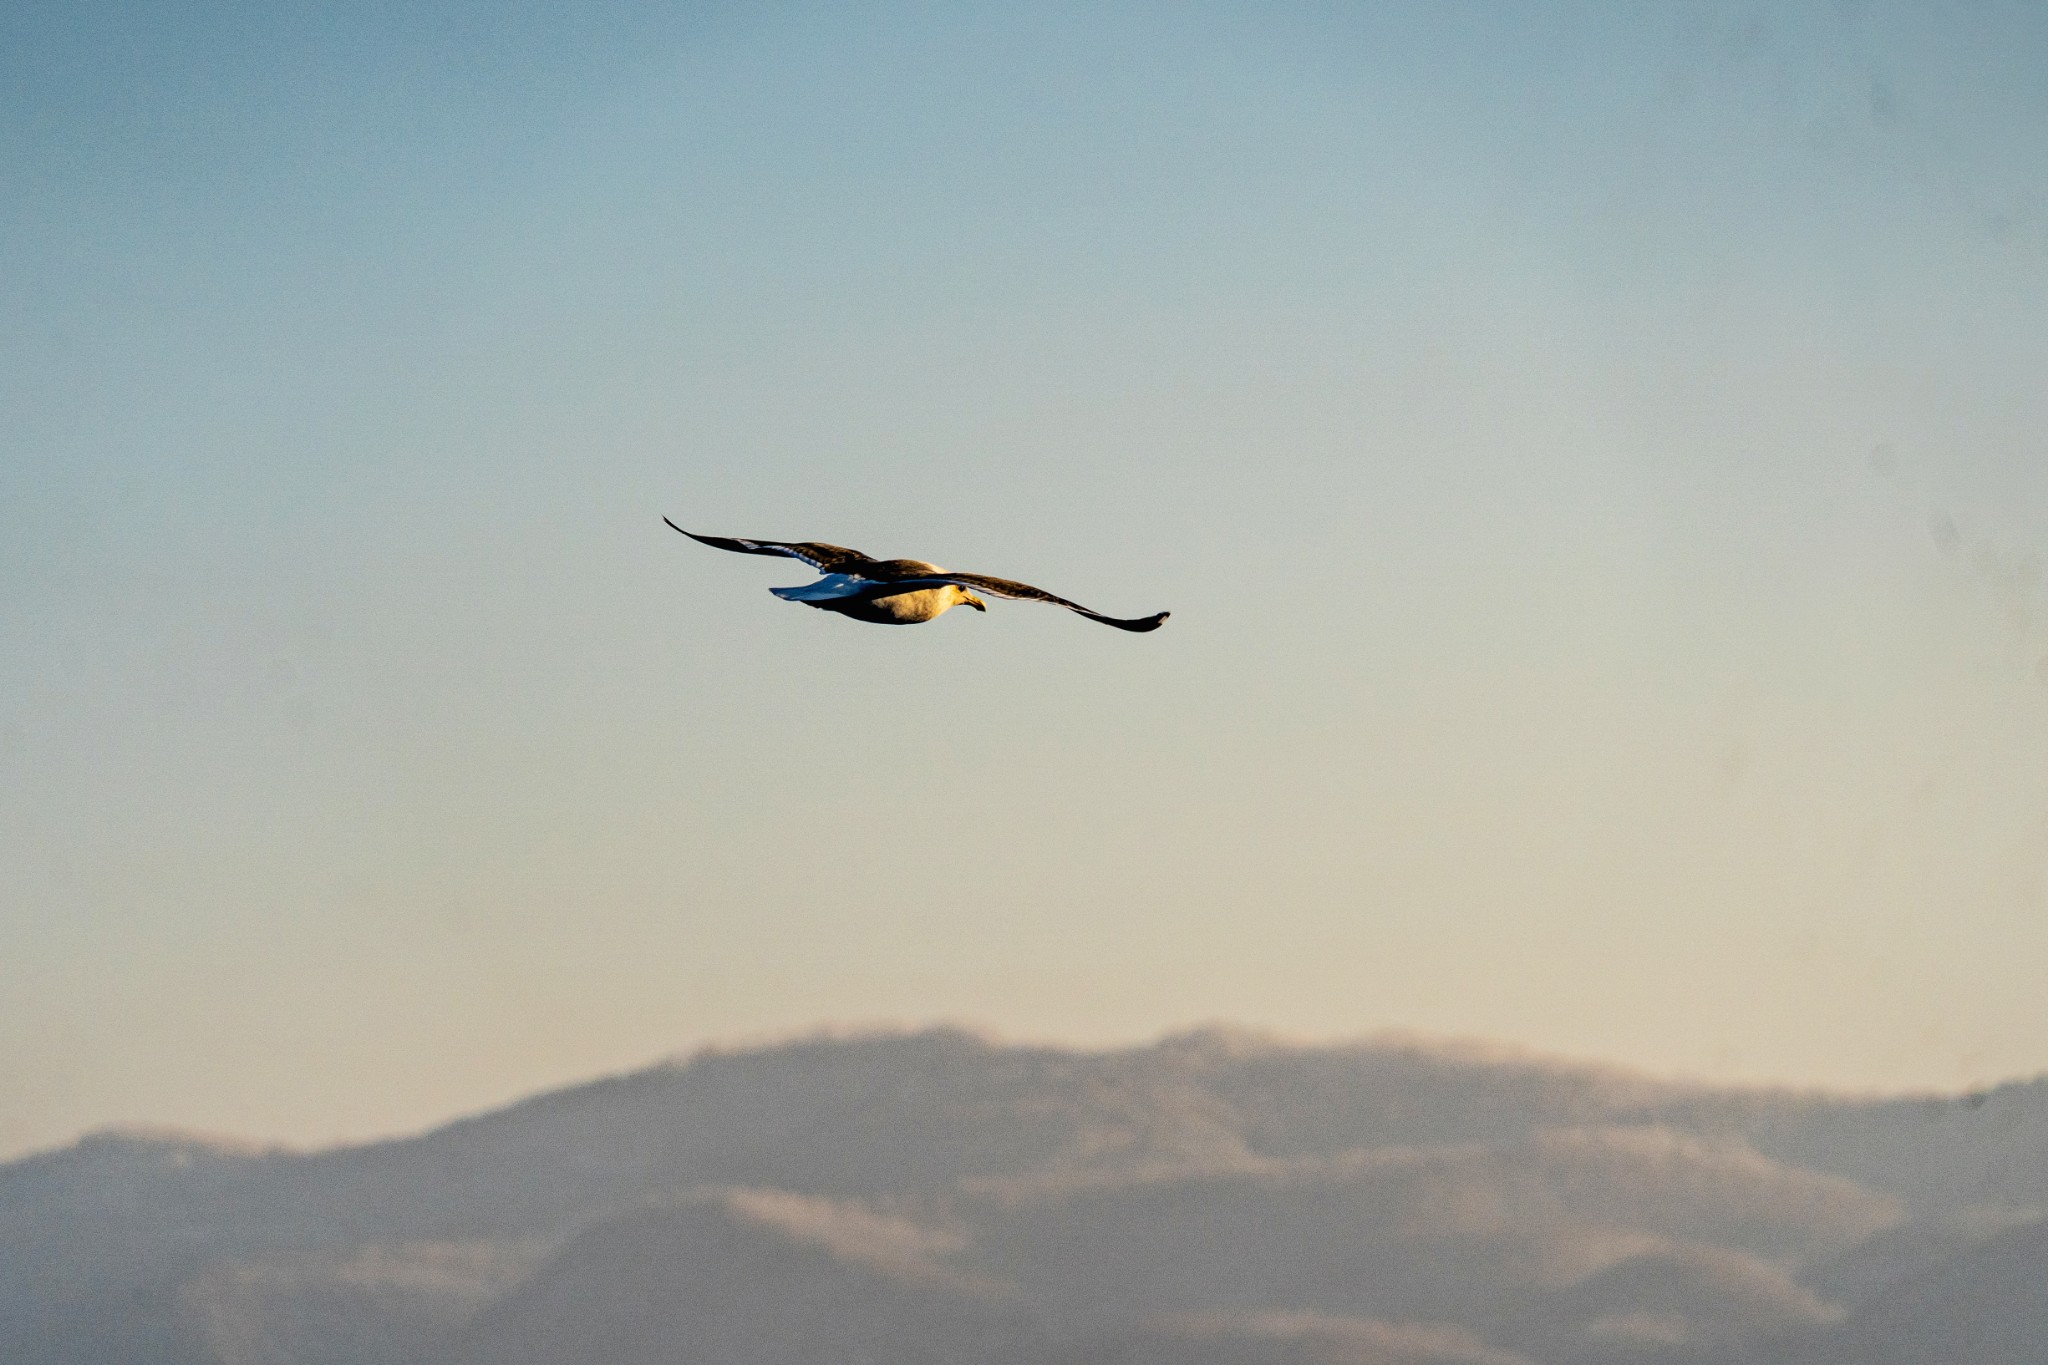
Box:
[768,575,874,603]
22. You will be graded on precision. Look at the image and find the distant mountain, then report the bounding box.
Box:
[455,1188,1038,1365]
[3,1027,2043,1365]
[1056,1314,1536,1365]
[1833,1214,2048,1365]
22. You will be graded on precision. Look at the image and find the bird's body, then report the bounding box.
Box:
[828,586,970,625]
[666,520,1168,632]
[770,566,981,624]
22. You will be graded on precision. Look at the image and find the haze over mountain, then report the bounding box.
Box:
[6,1028,2043,1365]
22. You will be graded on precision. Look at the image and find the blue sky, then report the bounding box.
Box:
[5,1,2048,1156]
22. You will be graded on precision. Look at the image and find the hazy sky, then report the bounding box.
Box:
[5,0,2047,1159]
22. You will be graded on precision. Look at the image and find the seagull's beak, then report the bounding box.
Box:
[961,591,987,612]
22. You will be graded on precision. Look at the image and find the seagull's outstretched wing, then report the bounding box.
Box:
[665,519,876,575]
[889,571,1170,632]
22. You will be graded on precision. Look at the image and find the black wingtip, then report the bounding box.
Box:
[663,519,726,551]
[1112,611,1169,633]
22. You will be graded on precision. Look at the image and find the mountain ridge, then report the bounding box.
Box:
[6,1026,2044,1365]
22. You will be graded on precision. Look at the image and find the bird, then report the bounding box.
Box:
[665,518,1169,632]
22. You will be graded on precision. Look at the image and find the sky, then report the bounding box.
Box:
[4,0,2048,1160]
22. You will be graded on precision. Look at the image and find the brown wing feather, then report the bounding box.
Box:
[892,571,1170,632]
[665,519,877,575]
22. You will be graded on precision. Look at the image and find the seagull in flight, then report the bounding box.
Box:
[665,518,1169,632]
